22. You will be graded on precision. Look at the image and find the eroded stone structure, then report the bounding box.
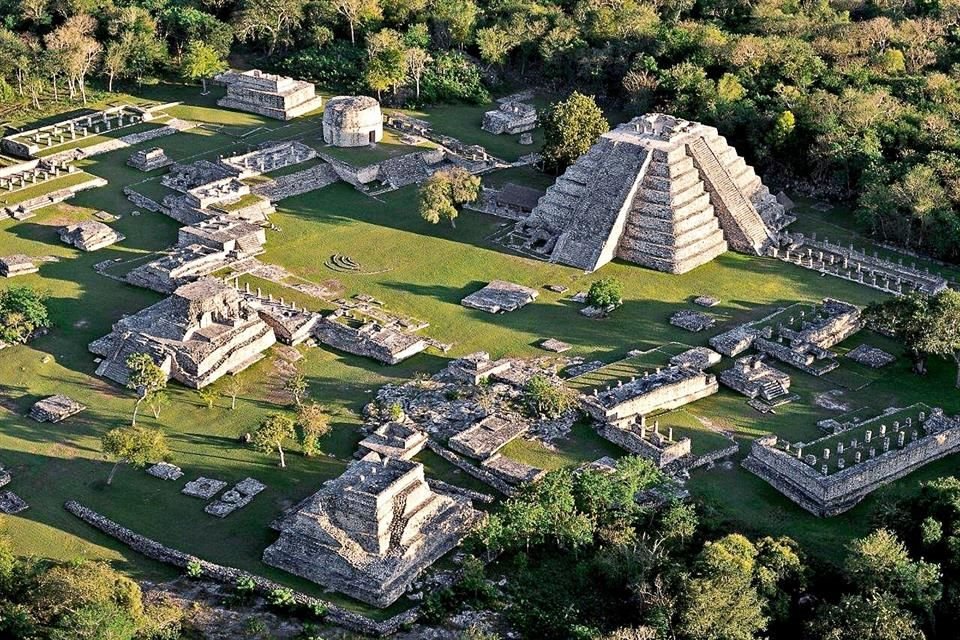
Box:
[744,405,960,516]
[1,105,153,158]
[128,147,172,172]
[481,100,537,135]
[461,280,538,313]
[59,220,125,251]
[262,452,482,607]
[322,96,383,147]
[582,364,718,424]
[30,395,86,423]
[216,70,323,120]
[314,308,429,365]
[0,255,38,277]
[448,414,528,459]
[219,141,316,179]
[359,422,428,460]
[512,113,792,273]
[89,278,276,388]
[719,355,792,406]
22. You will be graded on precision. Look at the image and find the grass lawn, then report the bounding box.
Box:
[0,171,100,207]
[2,84,960,617]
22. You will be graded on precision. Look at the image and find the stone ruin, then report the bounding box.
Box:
[0,254,38,277]
[147,462,183,481]
[710,298,862,376]
[0,491,28,514]
[262,452,483,607]
[182,477,228,499]
[744,405,960,516]
[668,346,722,370]
[161,160,274,225]
[359,422,429,460]
[239,284,320,346]
[460,280,539,314]
[314,301,431,365]
[0,157,76,194]
[774,232,948,296]
[215,69,323,120]
[596,415,692,469]
[59,220,125,252]
[448,414,528,460]
[481,99,538,135]
[694,295,720,307]
[30,395,86,423]
[540,338,571,353]
[447,351,513,385]
[468,182,545,221]
[1,177,107,222]
[508,113,792,273]
[846,344,896,368]
[719,355,792,406]
[481,454,546,486]
[1,105,152,158]
[126,216,266,294]
[89,277,276,389]
[219,141,316,179]
[669,309,716,332]
[127,147,172,172]
[582,354,719,425]
[205,477,266,518]
[322,96,384,147]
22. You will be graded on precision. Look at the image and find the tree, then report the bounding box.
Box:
[809,592,925,640]
[252,414,296,468]
[197,387,218,410]
[224,375,246,410]
[148,391,169,420]
[125,353,166,427]
[844,529,941,615]
[587,277,623,308]
[678,534,769,640]
[864,293,934,374]
[404,46,431,99]
[418,167,480,227]
[234,0,305,55]
[0,286,50,346]
[296,402,331,456]
[285,371,308,407]
[524,374,577,418]
[102,37,132,93]
[180,40,225,94]
[332,0,382,44]
[476,26,514,67]
[921,289,960,387]
[541,92,609,173]
[365,28,406,98]
[101,426,170,485]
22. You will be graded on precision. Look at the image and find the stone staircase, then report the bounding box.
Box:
[388,484,418,550]
[687,138,774,255]
[759,379,788,402]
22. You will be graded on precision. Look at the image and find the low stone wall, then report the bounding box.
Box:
[597,422,691,468]
[425,441,516,496]
[64,501,420,637]
[744,413,960,516]
[684,442,739,471]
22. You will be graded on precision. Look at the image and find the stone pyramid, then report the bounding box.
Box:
[518,113,792,273]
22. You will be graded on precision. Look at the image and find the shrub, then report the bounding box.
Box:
[268,587,296,609]
[184,560,202,579]
[420,52,489,104]
[524,374,577,419]
[304,600,328,620]
[587,278,623,308]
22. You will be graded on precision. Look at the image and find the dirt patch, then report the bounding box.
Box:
[814,389,850,411]
[73,319,89,329]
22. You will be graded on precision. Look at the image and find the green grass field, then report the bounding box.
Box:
[2,85,960,618]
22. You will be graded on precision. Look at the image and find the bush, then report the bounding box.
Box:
[275,42,365,92]
[304,600,328,620]
[184,560,202,579]
[232,575,256,605]
[524,374,577,419]
[268,587,296,609]
[587,278,623,308]
[420,52,490,104]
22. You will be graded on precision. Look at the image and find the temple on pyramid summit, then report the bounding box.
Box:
[513,113,794,274]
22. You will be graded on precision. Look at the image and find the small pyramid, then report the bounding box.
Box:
[518,113,791,273]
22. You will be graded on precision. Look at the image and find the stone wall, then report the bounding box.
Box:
[596,422,692,468]
[743,411,960,516]
[64,501,420,637]
[425,440,516,496]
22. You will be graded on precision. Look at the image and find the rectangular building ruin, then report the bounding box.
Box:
[59,220,125,252]
[262,452,482,607]
[481,100,538,135]
[358,422,428,460]
[215,70,323,120]
[127,147,172,172]
[0,255,38,277]
[744,405,960,516]
[719,355,792,406]
[448,414,528,460]
[582,365,718,424]
[89,278,276,388]
[596,417,692,469]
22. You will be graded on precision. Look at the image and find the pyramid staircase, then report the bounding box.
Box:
[687,138,776,255]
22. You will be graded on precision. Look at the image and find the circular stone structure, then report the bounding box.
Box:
[322,96,384,147]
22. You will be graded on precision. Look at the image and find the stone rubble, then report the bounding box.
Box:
[182,477,228,500]
[147,462,184,481]
[669,310,716,332]
[204,478,266,518]
[29,395,86,423]
[0,491,28,514]
[461,280,538,313]
[845,344,896,368]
